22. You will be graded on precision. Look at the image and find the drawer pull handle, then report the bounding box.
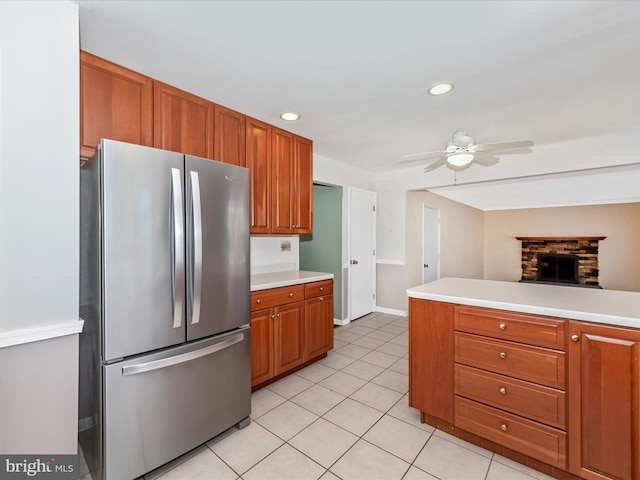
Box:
[571,334,579,342]
[500,423,508,432]
[256,299,262,304]
[289,293,294,298]
[499,352,507,359]
[499,387,507,395]
[499,323,506,330]
[319,287,324,291]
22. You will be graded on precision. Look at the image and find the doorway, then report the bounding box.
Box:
[300,184,343,322]
[422,205,440,284]
[348,187,376,321]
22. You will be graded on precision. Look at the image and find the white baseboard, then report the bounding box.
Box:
[375,306,407,317]
[333,318,350,326]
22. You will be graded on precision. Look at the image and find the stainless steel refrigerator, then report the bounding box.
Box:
[79,139,251,480]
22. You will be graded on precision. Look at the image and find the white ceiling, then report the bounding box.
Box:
[73,0,640,210]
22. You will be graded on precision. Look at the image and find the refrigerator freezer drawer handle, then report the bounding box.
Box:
[190,170,203,325]
[171,168,185,329]
[122,333,245,376]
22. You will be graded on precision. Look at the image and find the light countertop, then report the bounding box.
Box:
[407,277,640,329]
[251,270,334,291]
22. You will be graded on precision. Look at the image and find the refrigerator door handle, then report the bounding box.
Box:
[171,168,185,329]
[121,332,245,376]
[189,170,203,325]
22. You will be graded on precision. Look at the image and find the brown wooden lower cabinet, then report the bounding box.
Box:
[250,279,334,389]
[409,297,640,480]
[568,321,640,480]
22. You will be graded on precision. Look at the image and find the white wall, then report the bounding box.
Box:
[250,236,299,274]
[0,1,79,333]
[0,0,80,454]
[484,203,640,291]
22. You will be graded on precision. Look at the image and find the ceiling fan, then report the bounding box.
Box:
[401,131,534,172]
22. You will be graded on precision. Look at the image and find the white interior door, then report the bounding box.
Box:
[422,205,440,284]
[348,188,376,321]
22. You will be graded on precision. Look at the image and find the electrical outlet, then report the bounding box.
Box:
[281,240,291,252]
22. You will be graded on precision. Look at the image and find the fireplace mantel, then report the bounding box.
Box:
[515,236,606,241]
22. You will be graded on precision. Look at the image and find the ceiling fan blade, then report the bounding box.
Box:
[423,157,447,172]
[475,140,534,151]
[400,150,446,164]
[472,154,500,167]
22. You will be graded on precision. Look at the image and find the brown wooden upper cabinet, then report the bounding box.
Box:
[271,129,313,234]
[246,117,272,234]
[80,51,313,235]
[293,136,313,234]
[245,120,313,235]
[153,81,214,159]
[80,51,153,161]
[214,105,246,167]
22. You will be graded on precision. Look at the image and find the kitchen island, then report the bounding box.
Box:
[250,270,334,390]
[407,278,640,480]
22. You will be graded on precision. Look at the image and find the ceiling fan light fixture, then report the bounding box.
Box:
[447,153,474,166]
[428,83,454,96]
[280,112,300,121]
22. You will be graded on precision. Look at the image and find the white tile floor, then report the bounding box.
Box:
[80,312,557,480]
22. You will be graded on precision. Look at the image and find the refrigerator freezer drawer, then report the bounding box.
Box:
[103,328,250,480]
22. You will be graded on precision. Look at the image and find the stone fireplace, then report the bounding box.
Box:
[516,237,605,288]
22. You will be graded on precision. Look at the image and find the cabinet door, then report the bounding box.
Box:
[214,105,246,167]
[271,128,295,234]
[246,117,271,234]
[274,301,305,374]
[250,308,275,387]
[409,298,455,423]
[568,321,640,480]
[153,81,214,159]
[80,51,153,160]
[305,294,334,359]
[294,136,313,234]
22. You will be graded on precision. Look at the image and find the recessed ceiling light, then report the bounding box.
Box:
[280,112,300,121]
[428,83,454,96]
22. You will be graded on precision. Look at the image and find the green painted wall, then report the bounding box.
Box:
[300,184,342,321]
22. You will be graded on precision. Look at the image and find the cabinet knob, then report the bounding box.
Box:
[499,352,507,359]
[500,423,508,432]
[319,287,324,291]
[289,293,294,298]
[499,323,506,330]
[499,387,507,395]
[571,334,579,342]
[256,299,262,304]
[277,313,281,318]
[319,297,324,301]
[270,314,275,320]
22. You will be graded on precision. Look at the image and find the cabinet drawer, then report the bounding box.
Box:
[455,364,566,428]
[304,280,333,299]
[455,396,567,469]
[250,285,305,311]
[455,306,566,350]
[455,332,565,389]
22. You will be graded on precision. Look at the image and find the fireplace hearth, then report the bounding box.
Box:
[516,236,605,288]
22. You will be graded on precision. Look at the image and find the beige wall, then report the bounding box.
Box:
[484,203,640,291]
[406,191,485,290]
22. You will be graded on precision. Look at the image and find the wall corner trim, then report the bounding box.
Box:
[0,319,84,349]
